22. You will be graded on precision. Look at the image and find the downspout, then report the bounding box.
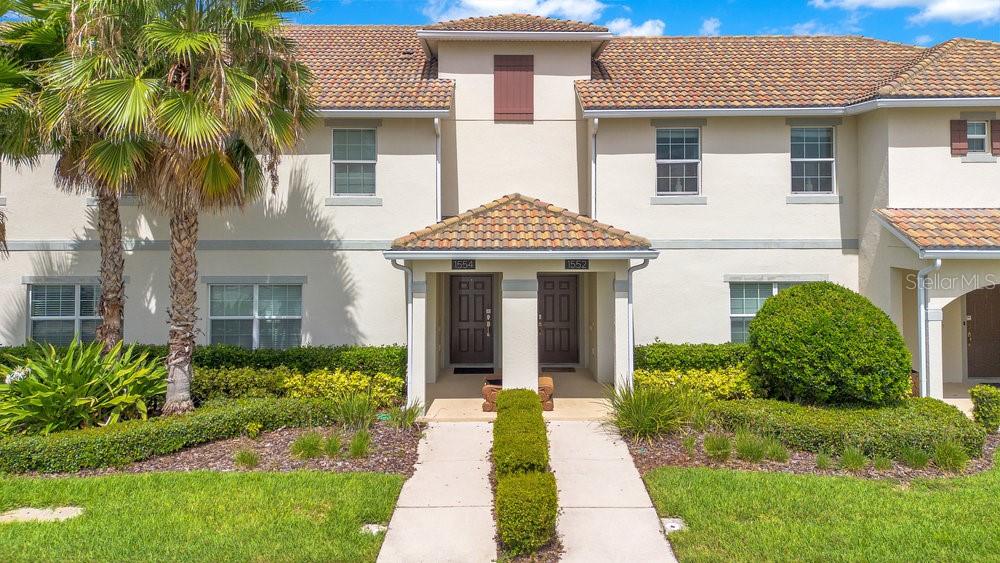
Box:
[625,259,650,388]
[434,117,442,222]
[917,258,942,397]
[391,259,416,404]
[590,118,599,218]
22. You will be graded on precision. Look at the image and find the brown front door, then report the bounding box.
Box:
[538,275,579,364]
[967,286,1000,378]
[450,275,494,365]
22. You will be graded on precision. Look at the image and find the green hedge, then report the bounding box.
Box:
[495,472,558,556]
[710,398,986,458]
[970,385,1000,433]
[634,367,755,400]
[191,366,294,403]
[493,390,549,474]
[2,344,407,378]
[0,398,342,474]
[634,342,748,371]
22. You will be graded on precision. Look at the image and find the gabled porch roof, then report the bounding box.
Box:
[874,208,1000,259]
[385,194,657,260]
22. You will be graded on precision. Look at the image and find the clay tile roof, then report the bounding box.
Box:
[422,14,608,32]
[392,194,651,251]
[875,208,1000,250]
[577,35,927,110]
[876,39,1000,99]
[284,25,453,110]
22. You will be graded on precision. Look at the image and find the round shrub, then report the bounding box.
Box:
[747,282,911,406]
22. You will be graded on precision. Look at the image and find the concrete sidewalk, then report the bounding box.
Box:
[548,420,677,563]
[377,422,496,563]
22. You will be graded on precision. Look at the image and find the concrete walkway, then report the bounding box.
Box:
[548,421,677,563]
[378,422,496,563]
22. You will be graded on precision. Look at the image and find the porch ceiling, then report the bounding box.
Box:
[874,208,1000,258]
[390,193,652,253]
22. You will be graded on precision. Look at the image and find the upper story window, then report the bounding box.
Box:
[967,121,988,153]
[494,55,533,122]
[656,128,700,195]
[29,284,101,346]
[790,127,835,193]
[332,129,376,196]
[209,284,302,349]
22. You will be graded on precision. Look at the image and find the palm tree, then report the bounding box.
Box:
[54,0,313,413]
[0,5,129,349]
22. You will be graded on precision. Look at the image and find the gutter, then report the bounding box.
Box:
[390,259,417,407]
[434,117,442,222]
[625,259,651,389]
[315,109,451,118]
[416,30,613,42]
[383,249,660,260]
[916,258,942,398]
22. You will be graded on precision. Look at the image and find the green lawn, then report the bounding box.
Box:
[0,471,404,562]
[646,455,1000,562]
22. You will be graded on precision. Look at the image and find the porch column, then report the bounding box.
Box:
[613,275,630,390]
[501,278,539,390]
[409,273,428,409]
[926,307,944,399]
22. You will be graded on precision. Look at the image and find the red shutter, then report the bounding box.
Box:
[950,120,968,156]
[991,120,1000,155]
[494,55,533,122]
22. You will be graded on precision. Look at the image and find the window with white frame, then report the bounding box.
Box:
[967,121,988,153]
[790,127,835,193]
[29,284,102,346]
[209,284,302,349]
[656,128,700,195]
[331,129,376,195]
[729,282,797,343]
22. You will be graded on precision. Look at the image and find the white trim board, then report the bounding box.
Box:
[582,97,1000,119]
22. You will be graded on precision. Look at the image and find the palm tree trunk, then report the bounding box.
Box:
[95,190,124,351]
[163,198,199,415]
[0,208,7,257]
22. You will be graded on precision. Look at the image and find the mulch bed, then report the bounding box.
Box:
[60,423,423,478]
[626,432,999,481]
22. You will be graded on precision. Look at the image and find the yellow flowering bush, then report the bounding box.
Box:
[283,369,404,408]
[634,367,754,400]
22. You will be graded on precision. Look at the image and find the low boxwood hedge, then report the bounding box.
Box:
[710,398,986,458]
[2,344,407,378]
[970,384,1000,432]
[493,390,549,474]
[0,398,341,474]
[495,472,558,556]
[634,342,748,372]
[191,366,405,407]
[634,367,755,400]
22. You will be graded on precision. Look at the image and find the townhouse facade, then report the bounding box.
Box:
[1,14,998,407]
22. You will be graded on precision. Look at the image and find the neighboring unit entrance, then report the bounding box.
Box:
[538,275,579,364]
[967,286,1000,378]
[450,275,494,365]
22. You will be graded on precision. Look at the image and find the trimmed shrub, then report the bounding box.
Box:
[634,367,754,400]
[192,366,293,404]
[970,384,1000,432]
[747,282,912,406]
[495,472,558,556]
[0,398,342,473]
[284,369,403,409]
[710,398,985,459]
[634,342,748,371]
[493,390,548,474]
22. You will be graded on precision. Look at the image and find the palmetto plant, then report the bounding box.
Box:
[31,0,313,413]
[0,339,167,434]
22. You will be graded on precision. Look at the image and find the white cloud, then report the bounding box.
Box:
[606,17,666,36]
[913,33,934,44]
[699,17,721,36]
[809,0,1000,25]
[423,0,607,22]
[791,19,838,34]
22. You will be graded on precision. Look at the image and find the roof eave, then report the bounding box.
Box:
[872,211,1000,260]
[418,30,612,55]
[315,108,451,118]
[383,249,659,260]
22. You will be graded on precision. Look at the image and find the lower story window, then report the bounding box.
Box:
[29,284,102,346]
[729,282,796,343]
[209,284,302,349]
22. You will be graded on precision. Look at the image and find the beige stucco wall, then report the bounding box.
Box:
[437,40,591,214]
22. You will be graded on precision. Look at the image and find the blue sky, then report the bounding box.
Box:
[294,0,999,45]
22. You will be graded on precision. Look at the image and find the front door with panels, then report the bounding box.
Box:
[967,286,1000,378]
[450,275,494,365]
[538,275,580,364]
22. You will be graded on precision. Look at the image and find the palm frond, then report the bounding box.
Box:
[84,77,158,135]
[154,90,227,150]
[141,20,221,60]
[194,150,240,206]
[83,137,153,188]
